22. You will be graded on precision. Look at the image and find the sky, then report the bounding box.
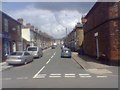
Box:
[2,2,96,39]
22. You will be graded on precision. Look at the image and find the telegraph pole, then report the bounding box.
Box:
[66,28,67,36]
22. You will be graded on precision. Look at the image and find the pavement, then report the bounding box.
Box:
[72,52,118,75]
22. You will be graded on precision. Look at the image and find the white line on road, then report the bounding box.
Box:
[51,52,56,59]
[65,74,75,76]
[35,74,46,78]
[51,55,54,58]
[53,52,56,56]
[49,76,61,78]
[80,76,92,78]
[46,59,51,64]
[50,74,61,76]
[97,76,107,78]
[65,76,76,78]
[79,74,90,76]
[33,66,45,78]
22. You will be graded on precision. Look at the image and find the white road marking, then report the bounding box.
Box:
[65,74,76,78]
[79,74,90,76]
[65,74,75,76]
[65,76,76,78]
[97,76,107,78]
[35,74,46,78]
[80,76,92,78]
[51,52,56,59]
[53,52,56,56]
[33,66,45,78]
[46,59,51,64]
[51,55,54,58]
[50,74,61,76]
[49,76,61,78]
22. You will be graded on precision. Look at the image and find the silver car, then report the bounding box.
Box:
[61,48,71,58]
[6,51,33,65]
[27,46,43,58]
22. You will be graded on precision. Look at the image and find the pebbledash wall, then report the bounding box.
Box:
[82,2,120,65]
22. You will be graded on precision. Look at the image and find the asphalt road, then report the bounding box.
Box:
[1,46,118,88]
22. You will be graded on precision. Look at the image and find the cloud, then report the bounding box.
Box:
[34,2,95,13]
[5,2,95,39]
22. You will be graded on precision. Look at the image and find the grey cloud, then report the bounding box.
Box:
[34,2,95,13]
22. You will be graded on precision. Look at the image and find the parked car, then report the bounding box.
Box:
[51,45,56,49]
[61,45,65,50]
[61,48,71,58]
[6,51,33,65]
[27,46,43,58]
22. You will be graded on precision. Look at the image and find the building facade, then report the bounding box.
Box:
[20,21,53,50]
[0,11,22,62]
[64,22,84,52]
[82,2,120,65]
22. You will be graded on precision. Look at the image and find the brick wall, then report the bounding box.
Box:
[0,11,2,62]
[83,2,120,65]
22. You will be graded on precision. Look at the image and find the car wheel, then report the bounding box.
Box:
[24,60,27,65]
[41,54,43,57]
[31,58,33,62]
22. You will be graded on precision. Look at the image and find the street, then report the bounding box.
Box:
[1,46,118,88]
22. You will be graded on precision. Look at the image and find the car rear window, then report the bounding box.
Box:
[10,52,23,55]
[63,50,70,52]
[27,47,37,51]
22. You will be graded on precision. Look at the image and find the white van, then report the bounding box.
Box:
[27,46,43,58]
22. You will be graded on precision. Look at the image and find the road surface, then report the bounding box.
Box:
[1,46,118,88]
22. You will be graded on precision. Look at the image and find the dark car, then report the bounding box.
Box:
[51,45,56,49]
[61,48,71,58]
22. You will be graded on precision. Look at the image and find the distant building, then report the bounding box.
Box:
[64,22,83,52]
[0,11,22,62]
[18,19,54,50]
[82,2,120,65]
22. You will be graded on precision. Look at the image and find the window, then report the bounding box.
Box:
[17,25,21,36]
[10,52,23,56]
[24,52,30,55]
[4,18,8,32]
[27,47,37,51]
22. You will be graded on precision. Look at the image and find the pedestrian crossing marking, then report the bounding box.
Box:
[49,76,61,78]
[32,73,111,79]
[35,74,46,78]
[80,76,92,78]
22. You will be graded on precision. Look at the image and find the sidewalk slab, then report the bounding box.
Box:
[72,52,94,70]
[0,62,7,66]
[72,52,113,75]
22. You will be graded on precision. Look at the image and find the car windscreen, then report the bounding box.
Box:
[27,47,37,51]
[10,52,23,56]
